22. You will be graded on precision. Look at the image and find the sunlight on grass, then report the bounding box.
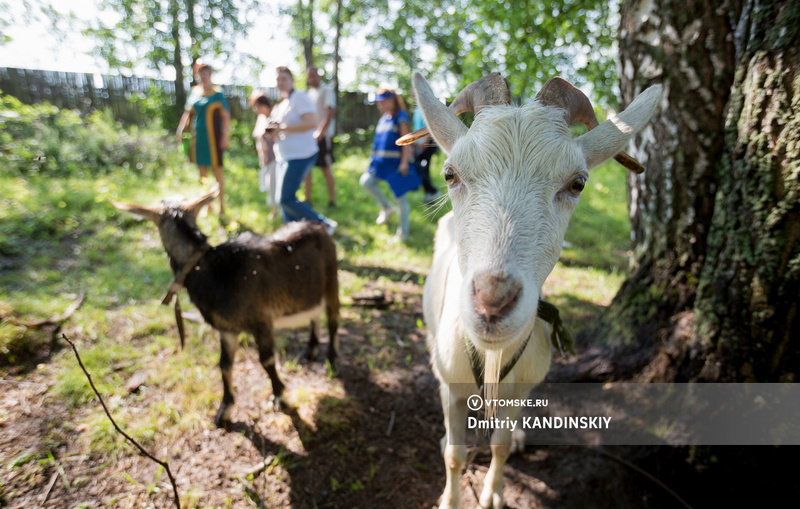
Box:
[1,119,633,481]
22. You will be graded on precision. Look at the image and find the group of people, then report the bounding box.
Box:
[176,61,439,242]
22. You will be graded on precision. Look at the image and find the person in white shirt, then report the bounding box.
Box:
[303,67,337,207]
[266,67,337,234]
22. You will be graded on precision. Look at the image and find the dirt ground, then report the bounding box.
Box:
[0,275,787,509]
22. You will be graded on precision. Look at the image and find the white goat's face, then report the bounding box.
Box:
[406,72,662,352]
[445,104,587,348]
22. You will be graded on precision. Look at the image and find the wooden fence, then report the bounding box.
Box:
[0,67,377,134]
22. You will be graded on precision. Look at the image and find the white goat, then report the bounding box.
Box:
[399,72,661,509]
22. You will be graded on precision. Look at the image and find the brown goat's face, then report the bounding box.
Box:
[110,186,220,225]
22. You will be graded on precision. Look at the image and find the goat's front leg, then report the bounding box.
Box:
[439,384,468,509]
[304,319,320,361]
[325,305,339,369]
[478,405,525,509]
[254,324,286,410]
[215,331,239,427]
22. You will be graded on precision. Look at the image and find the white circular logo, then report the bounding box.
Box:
[467,395,483,411]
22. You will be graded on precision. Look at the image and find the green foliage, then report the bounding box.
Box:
[360,0,619,105]
[127,85,181,129]
[86,0,257,73]
[0,92,179,178]
[0,100,632,489]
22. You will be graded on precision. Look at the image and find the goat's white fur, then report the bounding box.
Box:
[417,71,661,509]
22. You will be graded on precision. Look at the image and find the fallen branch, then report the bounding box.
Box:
[62,333,181,509]
[385,410,396,437]
[8,294,84,328]
[40,470,59,506]
[237,455,276,480]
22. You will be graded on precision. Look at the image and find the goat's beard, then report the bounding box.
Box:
[483,349,503,422]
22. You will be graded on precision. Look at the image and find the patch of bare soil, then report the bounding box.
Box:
[3,277,788,509]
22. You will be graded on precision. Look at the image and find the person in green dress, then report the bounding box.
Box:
[176,60,231,218]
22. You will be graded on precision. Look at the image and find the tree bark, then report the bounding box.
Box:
[693,0,800,381]
[170,0,186,125]
[300,0,316,69]
[186,0,199,87]
[610,0,800,382]
[332,0,342,134]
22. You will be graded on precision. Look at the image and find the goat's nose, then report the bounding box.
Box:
[471,271,522,324]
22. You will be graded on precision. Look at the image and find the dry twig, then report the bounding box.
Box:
[40,470,59,506]
[62,333,181,509]
[9,295,84,328]
[386,410,396,437]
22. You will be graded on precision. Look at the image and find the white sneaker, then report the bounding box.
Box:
[424,190,442,204]
[392,229,409,244]
[324,219,338,236]
[376,207,395,225]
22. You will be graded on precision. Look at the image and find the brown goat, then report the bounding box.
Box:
[111,187,340,427]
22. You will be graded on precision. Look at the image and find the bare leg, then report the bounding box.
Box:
[304,172,314,204]
[211,164,225,216]
[322,165,336,205]
[197,164,210,181]
[215,331,239,427]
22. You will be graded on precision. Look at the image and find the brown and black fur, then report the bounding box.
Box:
[111,188,340,427]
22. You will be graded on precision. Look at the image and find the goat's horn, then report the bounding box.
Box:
[184,185,221,212]
[536,77,645,174]
[397,73,511,146]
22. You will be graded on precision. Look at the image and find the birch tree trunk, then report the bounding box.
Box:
[612,0,799,382]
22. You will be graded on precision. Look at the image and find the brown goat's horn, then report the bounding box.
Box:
[536,77,645,174]
[397,73,511,146]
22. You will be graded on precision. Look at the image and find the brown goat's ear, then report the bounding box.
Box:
[184,185,220,216]
[109,200,161,222]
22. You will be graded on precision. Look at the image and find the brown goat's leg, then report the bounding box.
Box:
[325,308,339,369]
[304,319,320,361]
[215,331,239,427]
[255,326,286,411]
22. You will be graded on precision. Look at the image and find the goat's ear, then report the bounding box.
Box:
[577,84,662,170]
[184,185,220,216]
[412,72,468,155]
[109,200,161,222]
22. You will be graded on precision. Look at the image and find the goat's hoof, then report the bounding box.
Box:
[214,406,232,428]
[510,427,526,454]
[478,489,504,509]
[303,348,317,362]
[271,394,286,412]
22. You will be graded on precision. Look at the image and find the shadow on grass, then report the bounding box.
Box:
[338,259,425,284]
[225,354,444,508]
[545,292,609,342]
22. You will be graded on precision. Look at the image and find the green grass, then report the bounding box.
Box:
[562,160,631,270]
[0,119,632,480]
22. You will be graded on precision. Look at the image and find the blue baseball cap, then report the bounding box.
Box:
[375,90,396,101]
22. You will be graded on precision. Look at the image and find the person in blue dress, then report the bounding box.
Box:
[360,88,420,243]
[176,60,231,218]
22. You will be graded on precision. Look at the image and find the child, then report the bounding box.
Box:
[249,91,279,216]
[360,88,420,242]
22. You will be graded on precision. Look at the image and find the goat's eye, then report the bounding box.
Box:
[444,166,460,185]
[569,176,587,194]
